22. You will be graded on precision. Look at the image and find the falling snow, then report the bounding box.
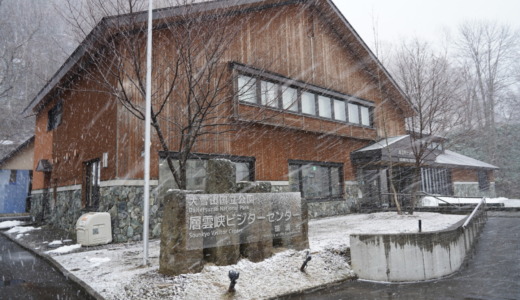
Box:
[1,212,466,299]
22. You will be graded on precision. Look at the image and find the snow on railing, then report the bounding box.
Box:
[462,197,486,228]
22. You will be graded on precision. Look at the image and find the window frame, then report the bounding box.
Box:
[333,99,347,121]
[281,85,299,112]
[233,63,375,128]
[478,170,490,191]
[288,159,344,201]
[47,101,63,131]
[159,152,256,183]
[420,167,453,195]
[9,170,17,185]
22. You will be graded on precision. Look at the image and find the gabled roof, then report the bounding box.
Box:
[353,135,408,152]
[23,0,413,116]
[0,136,35,168]
[436,150,498,170]
[353,135,498,170]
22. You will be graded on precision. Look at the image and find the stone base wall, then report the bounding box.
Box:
[31,188,83,234]
[268,181,360,219]
[308,181,362,218]
[29,178,361,242]
[307,200,350,218]
[454,182,496,198]
[30,184,162,243]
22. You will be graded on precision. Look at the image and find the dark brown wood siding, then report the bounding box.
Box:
[34,1,408,187]
[114,3,406,180]
[33,74,118,190]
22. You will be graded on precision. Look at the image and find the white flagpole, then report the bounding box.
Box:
[143,0,153,266]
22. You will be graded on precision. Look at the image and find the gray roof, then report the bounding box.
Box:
[435,150,498,170]
[0,136,34,167]
[353,135,498,170]
[354,135,408,152]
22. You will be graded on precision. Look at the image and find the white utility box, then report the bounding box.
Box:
[76,212,112,246]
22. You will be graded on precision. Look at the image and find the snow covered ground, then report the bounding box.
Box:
[1,212,466,299]
[420,196,520,207]
[0,220,26,229]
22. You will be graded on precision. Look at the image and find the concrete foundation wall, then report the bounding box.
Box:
[350,209,486,282]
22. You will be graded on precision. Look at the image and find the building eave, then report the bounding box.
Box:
[0,136,35,168]
[23,0,414,117]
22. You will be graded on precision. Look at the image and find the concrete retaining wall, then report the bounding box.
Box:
[350,209,486,282]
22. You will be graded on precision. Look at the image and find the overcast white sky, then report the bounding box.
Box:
[333,0,520,50]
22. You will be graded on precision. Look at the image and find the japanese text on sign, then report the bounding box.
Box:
[185,193,302,249]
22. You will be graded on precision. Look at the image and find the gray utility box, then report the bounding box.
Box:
[76,212,112,246]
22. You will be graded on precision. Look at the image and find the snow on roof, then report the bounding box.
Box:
[354,135,408,152]
[435,150,498,169]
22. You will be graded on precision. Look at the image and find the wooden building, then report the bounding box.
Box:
[24,0,415,240]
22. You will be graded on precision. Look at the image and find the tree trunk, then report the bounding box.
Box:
[409,164,422,215]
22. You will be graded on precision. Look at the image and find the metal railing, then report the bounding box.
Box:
[462,197,486,228]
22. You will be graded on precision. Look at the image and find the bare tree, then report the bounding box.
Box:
[391,38,463,213]
[456,21,519,163]
[0,0,42,145]
[58,0,273,189]
[368,14,403,214]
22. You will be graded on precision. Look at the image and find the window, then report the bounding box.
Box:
[288,160,343,200]
[333,99,346,121]
[427,142,444,151]
[478,170,489,191]
[9,170,17,184]
[318,96,332,118]
[261,81,278,108]
[235,162,252,182]
[282,86,298,112]
[160,153,255,190]
[348,103,359,124]
[237,75,257,104]
[47,101,63,131]
[360,106,370,126]
[358,168,381,204]
[421,168,453,195]
[235,65,374,128]
[186,159,207,190]
[85,159,100,208]
[301,92,316,115]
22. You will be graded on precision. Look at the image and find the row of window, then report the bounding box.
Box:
[159,154,344,201]
[237,74,373,127]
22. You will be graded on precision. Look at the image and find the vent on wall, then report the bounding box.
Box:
[102,152,108,168]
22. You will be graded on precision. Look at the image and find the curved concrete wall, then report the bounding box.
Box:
[350,211,486,282]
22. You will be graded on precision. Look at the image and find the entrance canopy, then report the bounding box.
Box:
[351,135,498,170]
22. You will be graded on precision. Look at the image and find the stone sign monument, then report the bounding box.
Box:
[159,159,309,276]
[185,193,303,249]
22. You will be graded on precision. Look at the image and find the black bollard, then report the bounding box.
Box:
[228,270,239,293]
[418,219,422,232]
[300,251,312,272]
